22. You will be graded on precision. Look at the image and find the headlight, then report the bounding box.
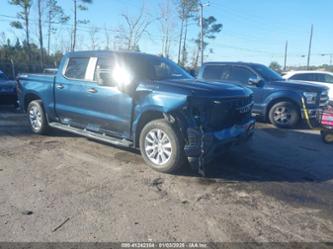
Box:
[303,92,317,105]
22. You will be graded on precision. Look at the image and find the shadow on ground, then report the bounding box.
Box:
[1,105,332,184]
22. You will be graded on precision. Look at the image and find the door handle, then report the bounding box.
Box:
[87,88,97,94]
[55,84,64,90]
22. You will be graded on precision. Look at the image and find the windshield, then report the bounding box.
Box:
[0,72,8,80]
[252,64,283,81]
[122,54,193,81]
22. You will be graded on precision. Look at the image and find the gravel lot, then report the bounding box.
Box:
[0,106,332,242]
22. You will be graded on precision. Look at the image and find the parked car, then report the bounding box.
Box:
[198,62,329,128]
[17,51,255,174]
[0,70,17,106]
[283,71,333,102]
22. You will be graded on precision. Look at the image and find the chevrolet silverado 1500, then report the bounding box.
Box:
[18,51,255,174]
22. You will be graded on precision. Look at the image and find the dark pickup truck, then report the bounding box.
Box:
[198,62,329,128]
[18,51,255,174]
[0,70,17,105]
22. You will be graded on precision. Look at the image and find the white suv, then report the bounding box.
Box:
[283,71,333,101]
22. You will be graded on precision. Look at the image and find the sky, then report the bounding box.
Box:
[0,0,332,67]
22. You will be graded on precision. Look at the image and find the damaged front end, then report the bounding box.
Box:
[179,95,255,175]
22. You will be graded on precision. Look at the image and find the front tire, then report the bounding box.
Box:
[269,101,300,128]
[321,130,333,144]
[139,119,185,173]
[27,100,49,135]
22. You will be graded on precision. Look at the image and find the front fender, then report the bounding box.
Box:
[263,90,302,114]
[132,90,188,145]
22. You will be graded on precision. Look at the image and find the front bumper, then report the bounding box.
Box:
[184,119,256,169]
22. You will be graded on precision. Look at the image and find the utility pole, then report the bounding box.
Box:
[307,24,313,70]
[283,40,288,71]
[200,2,209,66]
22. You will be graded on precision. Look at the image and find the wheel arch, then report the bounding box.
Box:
[134,110,165,148]
[265,96,301,121]
[24,93,42,112]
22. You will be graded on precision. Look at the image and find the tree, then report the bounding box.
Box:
[46,0,69,55]
[104,24,111,50]
[8,0,33,64]
[120,7,154,51]
[159,0,174,58]
[89,26,99,50]
[269,61,282,72]
[71,0,92,52]
[193,16,222,68]
[37,0,45,68]
[176,0,199,65]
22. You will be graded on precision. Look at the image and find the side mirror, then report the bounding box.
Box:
[248,77,262,86]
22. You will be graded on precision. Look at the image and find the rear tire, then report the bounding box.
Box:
[27,100,49,135]
[269,101,300,128]
[139,119,185,173]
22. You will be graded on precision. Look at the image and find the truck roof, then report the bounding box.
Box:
[202,62,265,67]
[65,50,158,58]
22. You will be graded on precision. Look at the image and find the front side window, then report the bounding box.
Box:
[324,74,333,83]
[94,57,117,86]
[252,64,282,81]
[291,73,316,81]
[64,57,90,80]
[230,66,256,84]
[94,54,192,84]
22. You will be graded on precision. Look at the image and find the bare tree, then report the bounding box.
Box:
[104,24,111,50]
[0,32,6,46]
[89,26,99,50]
[8,0,33,63]
[37,0,45,67]
[120,6,154,51]
[159,0,175,58]
[71,0,92,52]
[46,0,69,55]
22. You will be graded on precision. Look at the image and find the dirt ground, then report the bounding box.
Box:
[0,106,332,242]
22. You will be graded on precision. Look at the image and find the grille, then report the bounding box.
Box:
[205,95,253,131]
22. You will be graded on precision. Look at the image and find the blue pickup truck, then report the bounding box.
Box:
[198,62,329,128]
[0,70,17,105]
[18,51,255,174]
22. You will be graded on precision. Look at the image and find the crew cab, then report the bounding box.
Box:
[18,51,255,174]
[0,70,17,105]
[198,62,329,128]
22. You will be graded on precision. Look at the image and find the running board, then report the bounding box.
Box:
[49,122,133,147]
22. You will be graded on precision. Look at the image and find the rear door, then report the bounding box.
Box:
[54,56,93,128]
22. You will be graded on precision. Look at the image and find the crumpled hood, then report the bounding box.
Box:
[155,79,253,98]
[270,80,329,93]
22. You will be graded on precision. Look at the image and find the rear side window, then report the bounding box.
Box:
[203,65,231,81]
[64,57,90,80]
